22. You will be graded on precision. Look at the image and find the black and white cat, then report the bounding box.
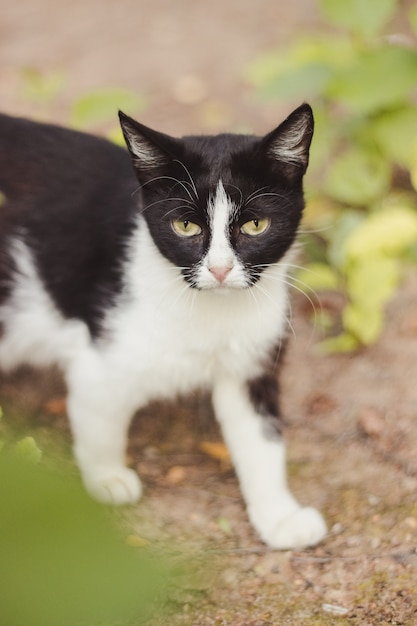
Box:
[0,104,326,549]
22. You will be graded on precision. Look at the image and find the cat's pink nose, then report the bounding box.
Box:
[209,266,232,283]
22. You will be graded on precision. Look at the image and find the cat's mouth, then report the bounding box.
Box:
[188,276,252,293]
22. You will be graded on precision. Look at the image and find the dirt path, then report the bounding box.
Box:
[1,2,417,624]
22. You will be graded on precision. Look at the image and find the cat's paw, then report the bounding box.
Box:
[83,467,142,506]
[260,507,327,550]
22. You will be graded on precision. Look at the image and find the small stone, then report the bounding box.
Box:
[357,407,385,438]
[404,516,417,529]
[165,465,186,485]
[322,603,349,616]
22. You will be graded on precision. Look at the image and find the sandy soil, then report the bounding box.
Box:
[1,1,417,624]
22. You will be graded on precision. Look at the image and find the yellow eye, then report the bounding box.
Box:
[240,217,270,236]
[172,219,202,237]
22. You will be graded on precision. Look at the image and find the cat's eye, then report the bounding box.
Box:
[172,219,202,237]
[240,217,270,236]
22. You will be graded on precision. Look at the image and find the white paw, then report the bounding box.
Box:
[259,507,327,550]
[82,466,143,506]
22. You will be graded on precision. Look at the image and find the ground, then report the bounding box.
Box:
[1,1,417,624]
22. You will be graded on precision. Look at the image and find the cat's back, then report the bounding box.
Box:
[0,113,136,211]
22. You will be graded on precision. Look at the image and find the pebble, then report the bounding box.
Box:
[322,603,349,616]
[404,516,417,529]
[165,465,187,485]
[357,407,385,438]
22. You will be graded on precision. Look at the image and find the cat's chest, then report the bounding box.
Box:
[102,269,287,399]
[108,291,265,366]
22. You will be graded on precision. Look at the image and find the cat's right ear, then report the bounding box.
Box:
[261,103,314,182]
[118,111,181,180]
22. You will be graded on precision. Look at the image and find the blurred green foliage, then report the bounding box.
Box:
[18,66,145,140]
[247,0,417,350]
[0,448,169,626]
[0,409,172,626]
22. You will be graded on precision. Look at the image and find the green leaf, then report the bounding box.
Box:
[245,50,289,88]
[326,46,417,114]
[342,301,384,345]
[327,210,365,269]
[245,36,353,101]
[343,206,417,262]
[319,0,397,38]
[320,332,359,353]
[20,67,65,104]
[343,256,399,344]
[256,63,333,101]
[370,106,417,168]
[14,436,42,464]
[296,262,340,292]
[107,126,127,147]
[324,145,390,206]
[346,256,399,307]
[71,88,145,129]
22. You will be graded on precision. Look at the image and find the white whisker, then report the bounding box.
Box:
[172,159,199,200]
[138,197,194,215]
[142,174,195,201]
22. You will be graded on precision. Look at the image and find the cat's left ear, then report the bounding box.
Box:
[119,111,182,180]
[261,103,314,180]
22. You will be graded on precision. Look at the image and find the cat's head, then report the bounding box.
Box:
[119,104,313,291]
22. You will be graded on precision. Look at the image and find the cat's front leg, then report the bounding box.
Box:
[212,373,327,549]
[66,363,142,506]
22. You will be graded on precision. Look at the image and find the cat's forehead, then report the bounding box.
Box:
[183,133,257,173]
[207,179,235,220]
[181,133,260,200]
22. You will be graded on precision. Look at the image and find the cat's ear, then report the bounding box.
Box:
[118,111,181,179]
[261,103,314,180]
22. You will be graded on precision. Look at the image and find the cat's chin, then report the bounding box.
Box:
[200,283,246,296]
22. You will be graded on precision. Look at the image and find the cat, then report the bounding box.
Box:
[0,104,326,549]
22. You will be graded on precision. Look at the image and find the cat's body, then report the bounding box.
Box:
[0,106,326,548]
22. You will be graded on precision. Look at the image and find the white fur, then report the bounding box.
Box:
[270,116,310,166]
[195,180,249,289]
[212,379,326,548]
[0,222,326,548]
[0,239,90,371]
[124,130,165,169]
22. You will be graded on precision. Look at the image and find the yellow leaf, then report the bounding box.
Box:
[200,441,231,468]
[319,332,359,353]
[344,207,417,262]
[45,397,67,415]
[343,302,384,345]
[347,256,399,307]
